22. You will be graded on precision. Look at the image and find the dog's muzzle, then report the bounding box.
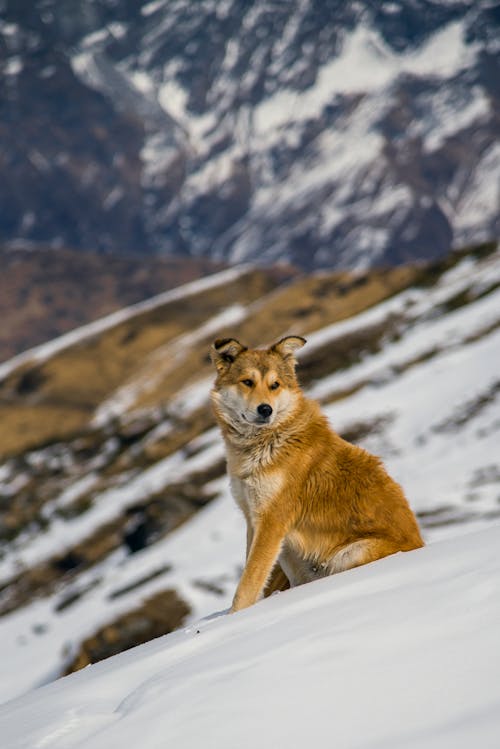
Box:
[256,403,273,421]
[240,403,274,427]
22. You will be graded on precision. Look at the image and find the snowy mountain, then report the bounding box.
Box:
[0,240,498,710]
[1,0,499,268]
[1,524,499,749]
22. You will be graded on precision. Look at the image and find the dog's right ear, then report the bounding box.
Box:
[210,338,247,373]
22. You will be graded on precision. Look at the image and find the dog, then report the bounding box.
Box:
[210,336,424,612]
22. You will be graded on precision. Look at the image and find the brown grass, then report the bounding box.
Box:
[0,245,225,361]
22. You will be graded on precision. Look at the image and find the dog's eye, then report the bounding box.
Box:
[269,381,280,390]
[241,379,254,388]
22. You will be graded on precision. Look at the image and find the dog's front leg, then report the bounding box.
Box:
[245,522,254,561]
[231,513,286,613]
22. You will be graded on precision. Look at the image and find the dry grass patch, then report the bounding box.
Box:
[243,264,419,342]
[0,403,89,459]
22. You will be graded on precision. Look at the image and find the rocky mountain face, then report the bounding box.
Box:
[1,0,498,270]
[0,240,498,702]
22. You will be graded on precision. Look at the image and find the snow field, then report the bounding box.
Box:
[0,523,499,748]
[0,248,498,708]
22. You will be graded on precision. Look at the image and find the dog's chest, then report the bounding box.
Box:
[227,436,286,518]
[230,471,280,518]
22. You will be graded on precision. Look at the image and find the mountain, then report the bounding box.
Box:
[0,240,498,705]
[1,1,499,269]
[1,523,500,749]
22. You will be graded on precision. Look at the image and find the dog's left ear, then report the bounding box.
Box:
[211,338,247,373]
[270,336,306,361]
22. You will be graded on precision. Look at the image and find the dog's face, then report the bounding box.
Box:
[210,336,306,431]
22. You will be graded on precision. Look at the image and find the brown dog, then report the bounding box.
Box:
[210,336,424,612]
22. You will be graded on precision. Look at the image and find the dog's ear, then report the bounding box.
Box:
[270,336,306,361]
[211,338,247,373]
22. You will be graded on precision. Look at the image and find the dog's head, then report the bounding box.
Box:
[210,336,306,431]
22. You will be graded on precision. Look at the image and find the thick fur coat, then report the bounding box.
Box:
[210,336,424,612]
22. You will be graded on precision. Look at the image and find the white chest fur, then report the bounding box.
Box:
[230,469,284,518]
[225,432,286,522]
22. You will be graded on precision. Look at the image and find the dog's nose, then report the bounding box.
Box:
[257,403,273,419]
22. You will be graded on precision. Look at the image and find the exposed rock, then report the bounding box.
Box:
[64,589,190,673]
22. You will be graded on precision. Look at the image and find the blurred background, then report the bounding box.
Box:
[0,0,499,704]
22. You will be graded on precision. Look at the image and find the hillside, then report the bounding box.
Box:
[0,246,224,362]
[0,241,499,705]
[1,0,499,268]
[0,524,499,748]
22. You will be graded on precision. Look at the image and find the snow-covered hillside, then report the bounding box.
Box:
[1,0,499,267]
[0,242,498,708]
[1,523,499,749]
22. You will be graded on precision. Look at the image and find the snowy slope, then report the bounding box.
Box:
[0,244,498,706]
[1,523,499,749]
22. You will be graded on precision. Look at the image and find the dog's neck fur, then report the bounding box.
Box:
[213,393,324,479]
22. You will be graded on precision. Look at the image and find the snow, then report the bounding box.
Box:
[250,94,388,222]
[0,431,226,586]
[254,20,478,142]
[42,474,100,514]
[80,29,109,49]
[403,20,478,79]
[453,142,500,237]
[71,51,104,91]
[0,473,241,704]
[128,70,154,95]
[0,21,20,37]
[308,279,500,402]
[1,523,499,748]
[141,0,167,16]
[418,85,490,153]
[140,131,183,187]
[175,148,239,201]
[5,57,23,76]
[158,79,189,122]
[168,375,213,417]
[107,23,127,41]
[254,24,396,138]
[223,11,493,267]
[304,251,500,369]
